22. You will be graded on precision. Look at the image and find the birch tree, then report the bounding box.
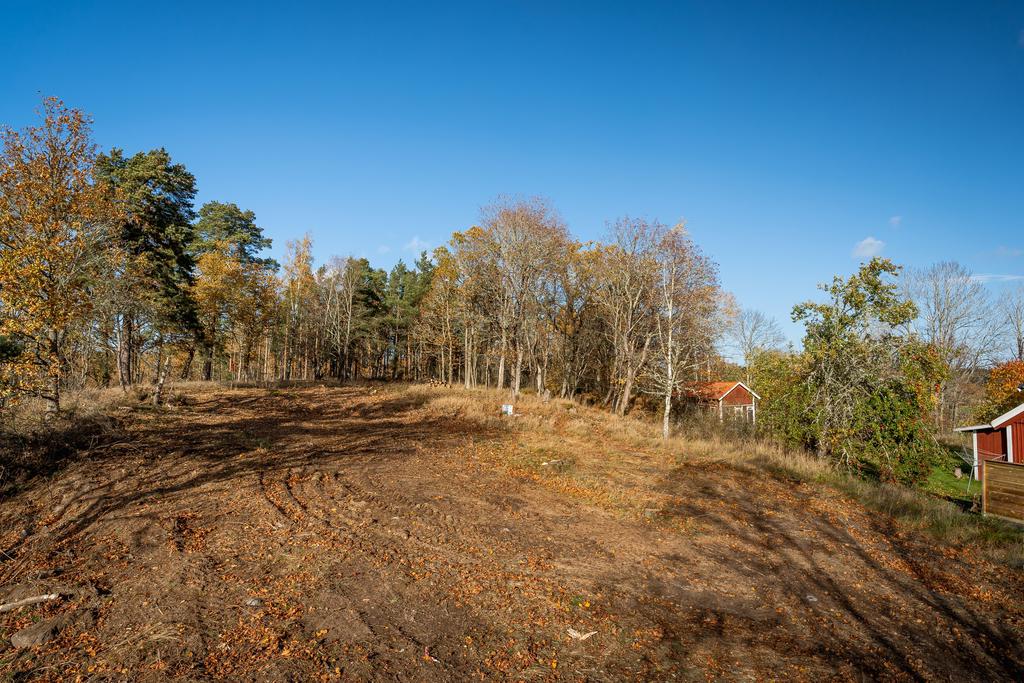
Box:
[321,256,362,379]
[1001,285,1024,362]
[642,223,719,437]
[903,261,998,428]
[479,197,567,395]
[282,235,316,380]
[551,242,602,398]
[416,247,460,384]
[727,308,786,383]
[594,218,660,415]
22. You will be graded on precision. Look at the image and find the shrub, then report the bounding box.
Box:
[753,259,946,486]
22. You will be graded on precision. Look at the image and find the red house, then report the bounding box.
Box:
[954,402,1024,481]
[684,381,760,423]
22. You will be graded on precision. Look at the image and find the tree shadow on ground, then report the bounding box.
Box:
[1,385,487,564]
[626,464,1024,680]
[0,413,124,503]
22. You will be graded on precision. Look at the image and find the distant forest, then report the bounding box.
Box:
[4,98,1024,484]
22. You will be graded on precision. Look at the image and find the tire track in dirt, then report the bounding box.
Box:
[255,458,502,678]
[8,384,1024,680]
[244,428,613,678]
[264,462,501,574]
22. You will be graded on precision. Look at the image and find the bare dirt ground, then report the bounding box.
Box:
[2,383,1023,681]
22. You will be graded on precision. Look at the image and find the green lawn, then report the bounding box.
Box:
[923,457,979,506]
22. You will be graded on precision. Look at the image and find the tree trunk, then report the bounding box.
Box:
[283,324,291,381]
[497,331,507,390]
[619,370,634,416]
[512,345,524,396]
[463,326,471,389]
[264,336,271,383]
[202,345,214,382]
[602,383,615,408]
[343,309,352,381]
[115,318,128,393]
[662,391,672,439]
[619,337,651,416]
[124,315,134,386]
[181,345,195,380]
[239,343,249,383]
[153,357,170,406]
[44,329,61,417]
[447,331,454,386]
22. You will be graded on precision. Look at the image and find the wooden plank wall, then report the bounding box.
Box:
[721,385,753,406]
[977,429,1006,458]
[983,461,1024,523]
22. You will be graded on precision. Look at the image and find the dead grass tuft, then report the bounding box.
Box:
[405,383,1024,567]
[0,386,143,500]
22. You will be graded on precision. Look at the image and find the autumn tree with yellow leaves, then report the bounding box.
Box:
[0,99,735,432]
[979,360,1024,421]
[282,235,318,380]
[0,98,121,414]
[415,246,461,385]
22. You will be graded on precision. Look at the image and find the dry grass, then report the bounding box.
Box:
[0,383,180,501]
[7,378,1023,566]
[408,382,1024,567]
[5,380,1024,679]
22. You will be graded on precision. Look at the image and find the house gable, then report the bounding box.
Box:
[721,384,754,406]
[992,403,1024,430]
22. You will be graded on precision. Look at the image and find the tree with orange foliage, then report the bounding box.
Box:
[193,240,278,383]
[478,197,568,396]
[415,246,460,385]
[0,98,121,414]
[193,243,244,381]
[550,241,603,399]
[981,360,1024,420]
[449,225,498,388]
[282,235,317,380]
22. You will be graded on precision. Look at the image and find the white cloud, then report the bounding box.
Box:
[376,245,392,254]
[852,236,885,259]
[404,236,429,252]
[994,245,1023,258]
[970,273,1024,283]
[888,215,902,228]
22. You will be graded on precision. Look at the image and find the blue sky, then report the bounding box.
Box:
[2,1,1023,343]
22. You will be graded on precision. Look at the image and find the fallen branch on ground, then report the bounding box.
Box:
[567,627,597,641]
[0,593,61,613]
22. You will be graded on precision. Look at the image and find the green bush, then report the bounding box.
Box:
[751,259,946,486]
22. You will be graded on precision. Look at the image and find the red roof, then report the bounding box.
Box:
[685,381,745,401]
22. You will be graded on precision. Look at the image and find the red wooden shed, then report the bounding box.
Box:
[684,381,760,423]
[954,402,1024,481]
